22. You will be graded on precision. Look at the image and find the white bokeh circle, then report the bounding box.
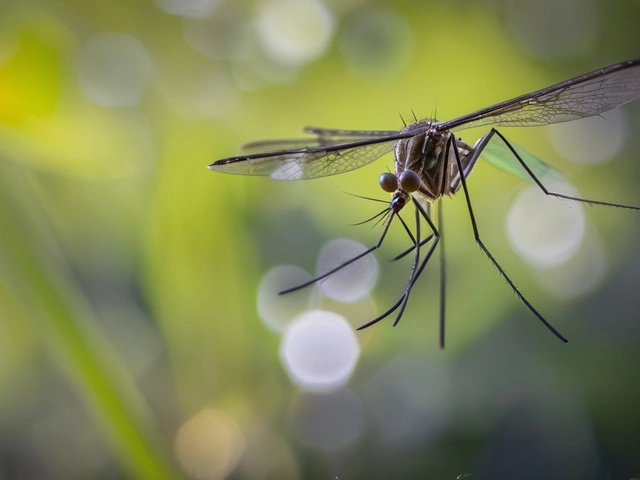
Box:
[548,108,627,165]
[506,182,586,267]
[77,33,151,107]
[280,310,360,391]
[257,265,315,332]
[316,238,378,302]
[256,0,334,66]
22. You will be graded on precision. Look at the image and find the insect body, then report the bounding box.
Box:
[209,58,640,347]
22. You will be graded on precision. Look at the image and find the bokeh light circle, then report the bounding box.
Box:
[290,389,366,451]
[506,182,585,267]
[533,228,607,300]
[174,409,244,480]
[339,7,413,77]
[156,63,238,118]
[547,108,627,165]
[77,33,152,108]
[280,310,360,391]
[183,16,253,62]
[257,265,315,332]
[154,0,219,18]
[256,0,334,66]
[505,0,600,59]
[316,238,378,302]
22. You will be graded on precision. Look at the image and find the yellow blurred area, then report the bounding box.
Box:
[0,13,68,122]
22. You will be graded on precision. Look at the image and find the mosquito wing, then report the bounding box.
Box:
[209,127,409,180]
[239,126,403,154]
[439,58,640,132]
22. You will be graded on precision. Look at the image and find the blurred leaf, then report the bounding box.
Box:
[480,136,563,181]
[0,162,179,480]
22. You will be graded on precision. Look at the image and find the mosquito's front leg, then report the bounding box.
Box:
[358,197,440,330]
[279,210,396,295]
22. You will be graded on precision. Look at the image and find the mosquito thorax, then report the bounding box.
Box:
[395,119,443,175]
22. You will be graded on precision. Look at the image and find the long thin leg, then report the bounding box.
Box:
[396,211,417,246]
[358,197,440,330]
[391,198,425,327]
[438,199,446,349]
[280,210,396,294]
[449,134,568,342]
[479,129,640,211]
[396,199,423,321]
[392,235,434,261]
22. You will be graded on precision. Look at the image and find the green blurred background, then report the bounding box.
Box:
[1,0,639,478]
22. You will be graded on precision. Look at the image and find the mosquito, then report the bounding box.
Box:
[209,58,640,347]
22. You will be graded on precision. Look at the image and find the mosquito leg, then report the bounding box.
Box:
[490,129,640,211]
[438,199,446,349]
[450,134,568,342]
[392,198,440,326]
[392,235,434,261]
[391,198,424,326]
[358,198,440,330]
[280,210,396,295]
[396,211,417,245]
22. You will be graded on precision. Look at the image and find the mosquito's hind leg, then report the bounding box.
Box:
[449,134,568,342]
[480,128,640,211]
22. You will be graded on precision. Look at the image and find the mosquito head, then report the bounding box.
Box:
[379,170,421,214]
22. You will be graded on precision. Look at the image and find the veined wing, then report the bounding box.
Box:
[239,126,402,154]
[209,128,408,180]
[480,138,562,182]
[304,126,401,138]
[439,58,640,132]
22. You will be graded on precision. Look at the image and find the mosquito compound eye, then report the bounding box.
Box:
[399,170,421,192]
[379,172,398,193]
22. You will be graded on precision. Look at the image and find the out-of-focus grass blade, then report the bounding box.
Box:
[0,164,179,480]
[480,137,563,181]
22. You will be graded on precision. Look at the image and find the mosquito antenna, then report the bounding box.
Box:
[371,209,392,230]
[342,191,388,204]
[347,208,389,227]
[280,211,397,295]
